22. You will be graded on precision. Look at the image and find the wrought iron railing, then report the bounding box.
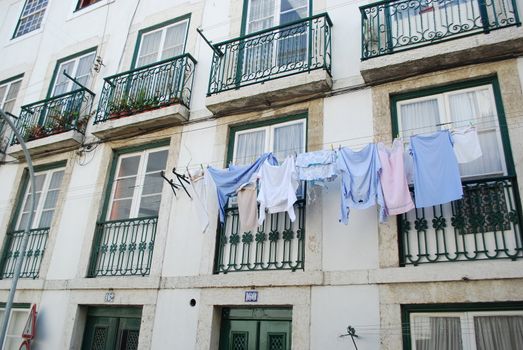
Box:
[360,0,521,59]
[214,200,305,273]
[0,227,49,279]
[207,13,332,95]
[94,53,196,124]
[11,88,94,145]
[399,176,523,265]
[88,216,158,277]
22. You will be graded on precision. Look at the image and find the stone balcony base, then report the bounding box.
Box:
[7,129,84,159]
[91,104,189,141]
[206,69,333,116]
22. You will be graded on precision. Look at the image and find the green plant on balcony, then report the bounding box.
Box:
[108,95,131,118]
[24,124,48,142]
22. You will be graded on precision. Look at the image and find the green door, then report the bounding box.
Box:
[81,307,142,350]
[219,308,292,350]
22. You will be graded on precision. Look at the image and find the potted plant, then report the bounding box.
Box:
[24,124,47,142]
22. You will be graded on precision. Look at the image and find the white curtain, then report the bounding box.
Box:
[475,316,523,350]
[412,316,463,350]
[38,170,64,228]
[53,61,76,96]
[161,22,187,60]
[3,80,21,113]
[273,122,304,161]
[448,89,503,177]
[235,129,266,165]
[248,0,275,33]
[137,31,162,67]
[75,53,95,88]
[400,98,440,138]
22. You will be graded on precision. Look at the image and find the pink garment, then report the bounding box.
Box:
[378,140,415,215]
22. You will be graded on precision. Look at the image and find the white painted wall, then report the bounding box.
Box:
[150,289,200,350]
[32,290,70,350]
[322,90,379,271]
[310,285,380,350]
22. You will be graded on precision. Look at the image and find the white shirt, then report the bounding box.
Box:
[452,126,482,164]
[257,157,299,225]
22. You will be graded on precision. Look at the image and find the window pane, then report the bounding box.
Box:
[0,86,7,106]
[113,177,137,199]
[75,53,95,88]
[142,173,163,195]
[161,23,187,60]
[411,316,463,350]
[49,170,64,189]
[109,199,132,220]
[117,156,140,177]
[235,129,266,165]
[138,195,161,217]
[280,0,307,23]
[42,189,59,210]
[399,99,440,138]
[273,122,304,161]
[248,0,275,33]
[53,61,75,96]
[137,31,162,67]
[146,150,168,172]
[474,315,523,350]
[38,209,54,227]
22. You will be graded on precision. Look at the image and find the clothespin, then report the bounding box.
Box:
[172,167,192,199]
[200,163,204,171]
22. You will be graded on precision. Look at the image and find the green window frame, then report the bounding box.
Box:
[9,160,67,232]
[47,47,97,98]
[402,302,523,350]
[390,76,515,177]
[101,140,170,221]
[12,0,48,39]
[0,74,24,115]
[130,14,191,69]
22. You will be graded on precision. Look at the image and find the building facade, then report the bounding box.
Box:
[0,0,522,349]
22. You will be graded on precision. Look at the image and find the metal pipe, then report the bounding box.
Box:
[0,109,36,349]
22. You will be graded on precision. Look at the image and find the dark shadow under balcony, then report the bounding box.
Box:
[400,176,523,265]
[7,88,93,158]
[87,217,158,277]
[0,227,49,279]
[360,0,522,83]
[206,13,333,116]
[92,54,196,140]
[214,200,305,273]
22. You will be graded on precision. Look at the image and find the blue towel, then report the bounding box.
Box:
[410,130,463,208]
[208,153,278,223]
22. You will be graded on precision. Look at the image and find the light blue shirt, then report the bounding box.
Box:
[337,144,386,224]
[410,130,463,208]
[207,153,278,223]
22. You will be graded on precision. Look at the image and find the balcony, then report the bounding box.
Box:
[206,14,333,115]
[7,88,93,158]
[360,0,522,83]
[0,228,49,279]
[214,200,305,273]
[91,54,196,140]
[87,217,158,277]
[400,176,523,265]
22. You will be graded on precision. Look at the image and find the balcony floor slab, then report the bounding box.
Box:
[6,129,84,159]
[206,69,332,116]
[91,104,189,141]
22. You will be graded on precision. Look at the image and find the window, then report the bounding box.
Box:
[135,19,189,68]
[231,118,306,165]
[76,0,102,11]
[15,166,65,230]
[396,84,507,179]
[0,305,31,350]
[406,307,523,350]
[107,147,168,220]
[243,0,310,74]
[13,0,48,38]
[50,50,96,97]
[0,77,22,114]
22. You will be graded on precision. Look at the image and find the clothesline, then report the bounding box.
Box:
[182,117,497,171]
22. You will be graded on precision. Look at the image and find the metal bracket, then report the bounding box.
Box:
[196,28,224,57]
[339,325,359,350]
[63,71,96,96]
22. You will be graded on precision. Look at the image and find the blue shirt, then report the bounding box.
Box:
[410,130,463,208]
[337,144,386,224]
[208,153,278,223]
